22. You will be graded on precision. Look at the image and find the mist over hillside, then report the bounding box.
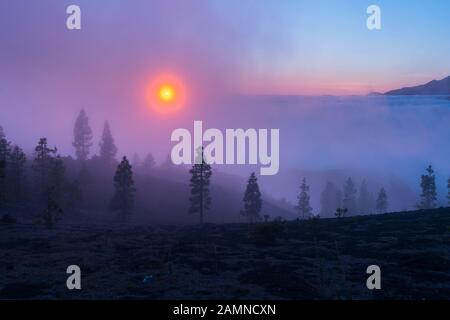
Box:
[2,94,450,221]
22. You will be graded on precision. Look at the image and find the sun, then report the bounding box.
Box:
[146,74,186,114]
[158,85,175,103]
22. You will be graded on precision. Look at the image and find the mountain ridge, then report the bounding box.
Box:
[385,75,450,95]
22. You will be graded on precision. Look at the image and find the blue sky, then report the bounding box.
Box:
[206,0,450,94]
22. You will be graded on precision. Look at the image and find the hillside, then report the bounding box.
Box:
[1,207,449,299]
[20,159,295,225]
[385,75,450,95]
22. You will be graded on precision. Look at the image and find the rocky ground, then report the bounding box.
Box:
[1,208,450,299]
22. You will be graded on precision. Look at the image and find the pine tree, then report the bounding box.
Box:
[376,187,388,213]
[320,181,342,218]
[296,177,312,219]
[48,155,66,205]
[0,127,11,207]
[36,158,66,228]
[8,145,27,202]
[419,165,437,210]
[32,138,57,201]
[141,153,156,173]
[111,156,135,219]
[241,172,262,223]
[343,177,357,215]
[358,179,370,214]
[72,109,93,161]
[31,141,64,227]
[99,121,117,165]
[189,147,212,224]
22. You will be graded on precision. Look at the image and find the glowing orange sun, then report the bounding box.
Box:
[158,85,175,103]
[146,74,186,113]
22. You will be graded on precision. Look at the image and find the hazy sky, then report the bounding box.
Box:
[1,1,449,139]
[2,0,450,95]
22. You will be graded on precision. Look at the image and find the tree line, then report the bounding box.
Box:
[190,163,446,224]
[0,109,449,227]
[294,164,443,219]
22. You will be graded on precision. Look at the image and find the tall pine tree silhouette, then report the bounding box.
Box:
[189,147,212,224]
[111,156,135,220]
[31,139,65,227]
[419,165,437,209]
[32,138,57,202]
[296,177,312,219]
[99,121,117,166]
[376,187,388,213]
[38,156,66,228]
[73,109,93,161]
[241,172,262,223]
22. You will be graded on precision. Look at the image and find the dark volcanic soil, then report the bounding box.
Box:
[1,208,450,299]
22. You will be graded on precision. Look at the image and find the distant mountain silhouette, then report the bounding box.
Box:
[385,75,450,95]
